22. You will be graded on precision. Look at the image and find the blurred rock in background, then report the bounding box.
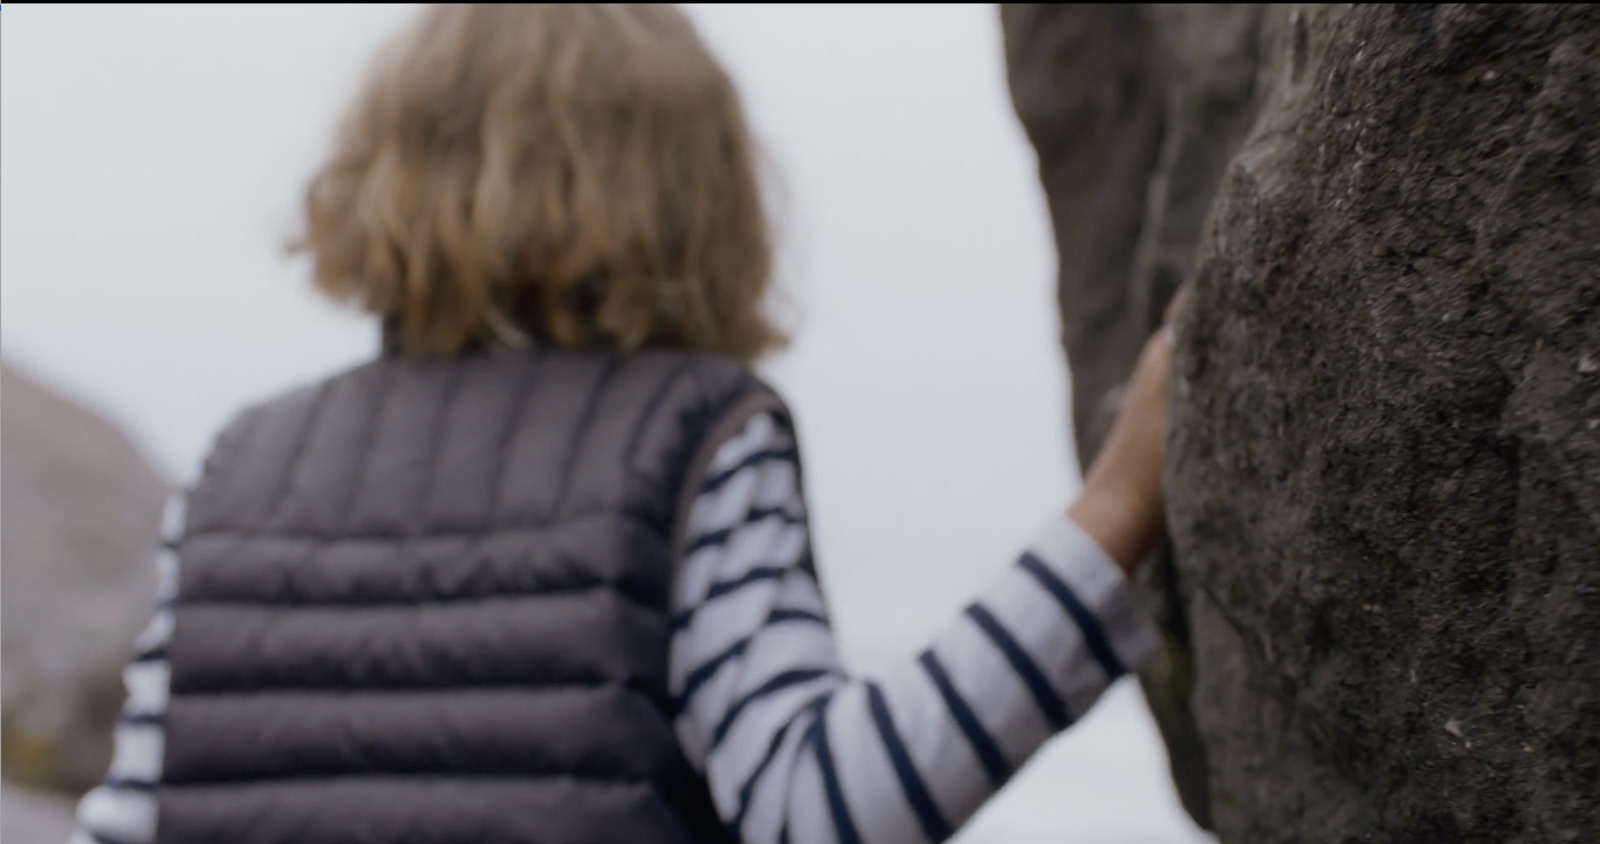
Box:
[3,782,79,843]
[2,359,167,800]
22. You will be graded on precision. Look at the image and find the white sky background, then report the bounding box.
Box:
[1,5,1211,842]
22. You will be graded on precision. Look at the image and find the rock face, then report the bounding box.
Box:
[1004,3,1600,841]
[2,361,167,795]
[1000,5,1266,830]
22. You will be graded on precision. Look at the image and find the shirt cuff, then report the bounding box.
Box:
[1025,516,1163,673]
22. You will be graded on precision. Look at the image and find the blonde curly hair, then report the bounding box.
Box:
[291,4,784,361]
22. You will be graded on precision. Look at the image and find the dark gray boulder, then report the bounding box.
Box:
[1003,3,1600,840]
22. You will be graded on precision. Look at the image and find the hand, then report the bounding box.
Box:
[1067,287,1190,575]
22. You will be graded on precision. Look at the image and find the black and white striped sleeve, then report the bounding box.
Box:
[669,412,1161,844]
[69,492,187,844]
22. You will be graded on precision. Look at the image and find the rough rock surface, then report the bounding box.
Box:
[1004,3,1600,841]
[2,361,167,794]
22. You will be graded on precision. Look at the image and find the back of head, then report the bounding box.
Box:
[292,4,782,362]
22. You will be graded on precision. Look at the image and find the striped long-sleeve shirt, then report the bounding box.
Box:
[73,411,1159,844]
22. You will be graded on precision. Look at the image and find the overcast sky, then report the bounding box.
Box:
[2,6,1210,841]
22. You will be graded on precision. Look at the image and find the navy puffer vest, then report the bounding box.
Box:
[158,345,791,844]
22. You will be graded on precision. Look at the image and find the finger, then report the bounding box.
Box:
[1127,334,1173,400]
[1162,285,1192,326]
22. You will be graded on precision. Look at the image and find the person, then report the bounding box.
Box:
[70,5,1186,844]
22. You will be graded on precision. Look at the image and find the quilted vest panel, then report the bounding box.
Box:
[157,345,789,844]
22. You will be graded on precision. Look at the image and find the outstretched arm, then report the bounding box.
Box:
[672,300,1185,843]
[669,414,1159,844]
